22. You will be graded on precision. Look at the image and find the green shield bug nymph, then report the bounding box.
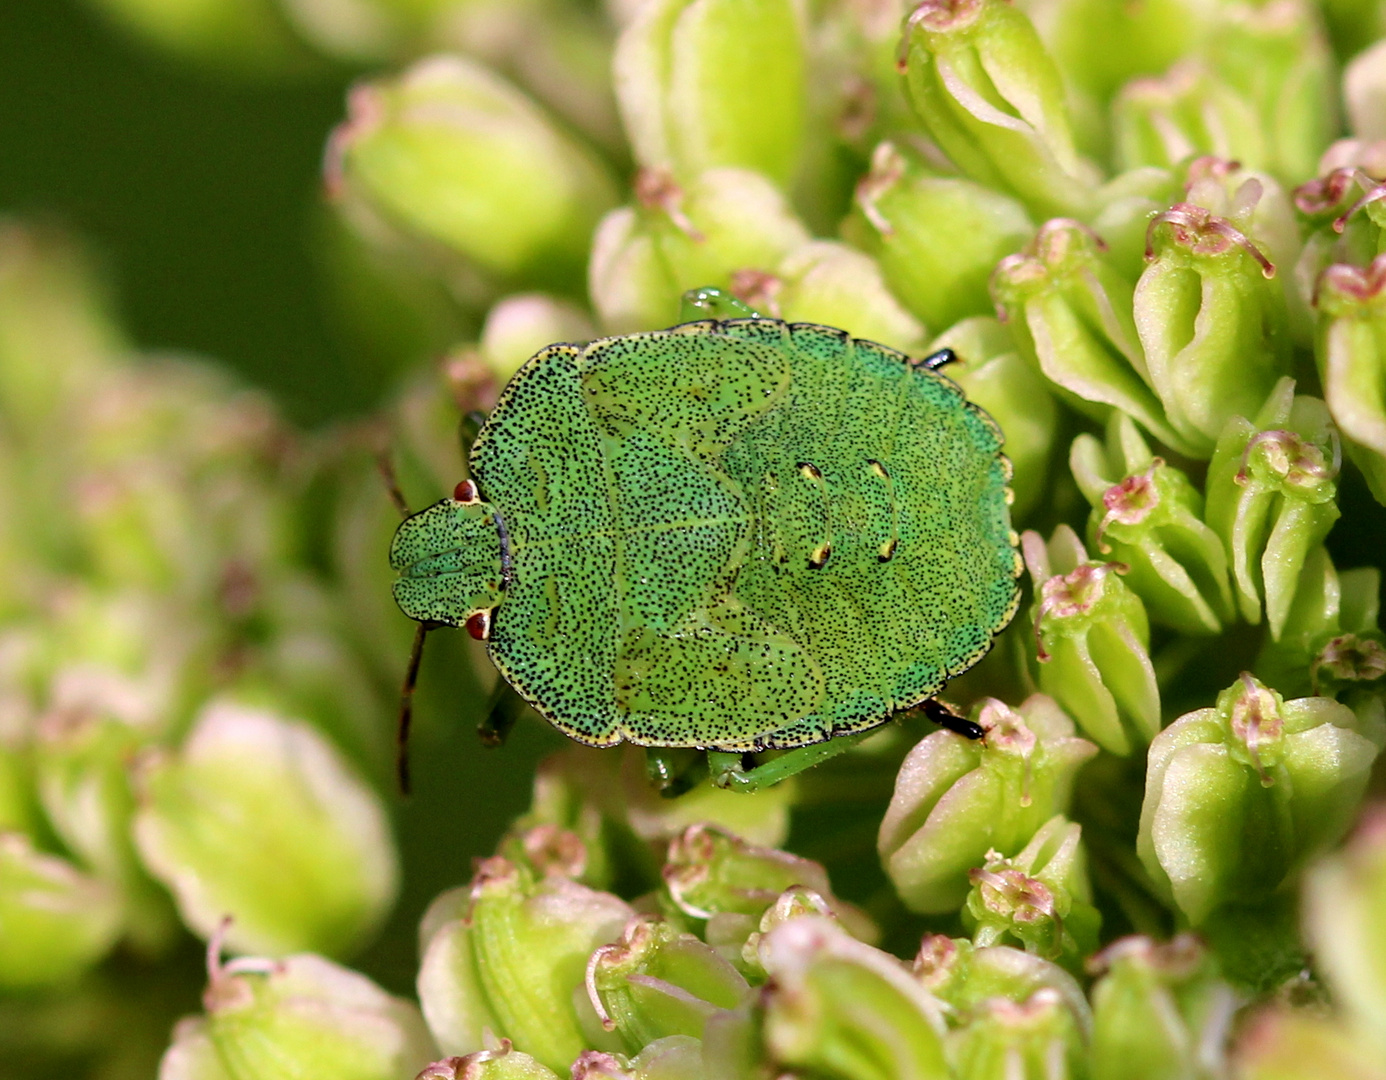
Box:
[389,288,1022,793]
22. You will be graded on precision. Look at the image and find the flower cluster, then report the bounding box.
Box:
[8,0,1386,1077]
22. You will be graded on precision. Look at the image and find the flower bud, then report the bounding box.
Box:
[962,816,1100,973]
[1180,157,1309,342]
[663,824,870,939]
[1113,64,1265,175]
[900,0,1098,219]
[1135,196,1295,455]
[990,218,1192,454]
[949,988,1087,1080]
[329,55,617,287]
[928,318,1058,522]
[478,293,596,385]
[0,831,121,990]
[1137,674,1381,925]
[1315,254,1386,504]
[586,916,750,1052]
[159,936,437,1080]
[1071,415,1234,633]
[913,933,1092,1039]
[1235,1007,1386,1080]
[35,708,177,953]
[1346,38,1386,143]
[1204,0,1336,185]
[1253,546,1386,702]
[132,699,398,957]
[1022,0,1208,105]
[1023,525,1160,755]
[613,0,806,186]
[416,859,633,1069]
[1087,934,1239,1080]
[417,1043,562,1080]
[879,696,1097,913]
[757,916,951,1080]
[0,223,120,444]
[79,0,305,73]
[1304,809,1386,1045]
[845,141,1033,334]
[571,1036,705,1080]
[1205,378,1341,637]
[761,241,926,353]
[588,167,810,333]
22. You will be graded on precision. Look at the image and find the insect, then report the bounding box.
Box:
[390,288,1021,793]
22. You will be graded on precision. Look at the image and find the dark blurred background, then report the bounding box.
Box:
[0,0,366,425]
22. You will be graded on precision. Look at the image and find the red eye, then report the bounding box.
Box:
[454,479,479,504]
[466,610,491,640]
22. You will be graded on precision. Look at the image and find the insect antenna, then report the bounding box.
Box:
[375,450,412,520]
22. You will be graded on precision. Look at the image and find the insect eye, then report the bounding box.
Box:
[454,479,480,504]
[465,609,492,640]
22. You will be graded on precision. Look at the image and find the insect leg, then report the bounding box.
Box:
[644,747,710,798]
[920,697,985,739]
[375,451,412,520]
[917,348,957,370]
[478,677,529,748]
[707,732,876,793]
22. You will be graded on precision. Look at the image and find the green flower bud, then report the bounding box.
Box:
[749,241,927,354]
[1137,674,1380,925]
[1113,64,1265,175]
[1071,415,1234,633]
[845,141,1033,334]
[1292,155,1386,311]
[416,858,633,1069]
[1346,38,1386,143]
[589,167,810,333]
[1205,378,1341,637]
[132,699,398,957]
[1254,546,1386,703]
[928,317,1058,522]
[879,695,1098,913]
[1303,809,1386,1049]
[613,0,806,186]
[572,1036,705,1080]
[757,916,951,1080]
[1087,934,1239,1080]
[991,218,1192,454]
[79,0,305,73]
[418,1042,562,1080]
[0,831,121,990]
[1203,0,1336,185]
[478,294,596,385]
[899,0,1098,219]
[912,934,1091,1029]
[586,916,750,1051]
[962,816,1100,973]
[1180,157,1309,342]
[663,824,871,939]
[329,55,617,287]
[1022,0,1208,105]
[0,223,120,443]
[1315,254,1386,504]
[1235,1007,1386,1080]
[1023,525,1160,755]
[160,935,437,1080]
[35,708,177,954]
[948,987,1087,1080]
[1135,196,1295,456]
